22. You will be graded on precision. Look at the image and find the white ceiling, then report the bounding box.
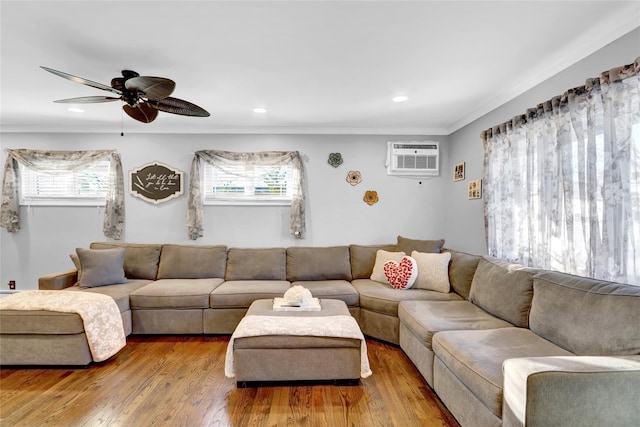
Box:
[1,1,638,135]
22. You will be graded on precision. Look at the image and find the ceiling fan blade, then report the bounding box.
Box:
[152,97,210,117]
[40,66,122,95]
[125,76,175,100]
[123,103,158,123]
[54,96,121,103]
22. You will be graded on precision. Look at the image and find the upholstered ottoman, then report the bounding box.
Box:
[225,299,370,387]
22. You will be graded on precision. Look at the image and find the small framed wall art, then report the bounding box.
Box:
[468,179,482,199]
[454,162,465,181]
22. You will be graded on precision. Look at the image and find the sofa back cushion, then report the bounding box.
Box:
[90,242,161,280]
[157,244,227,279]
[529,271,640,355]
[469,257,535,327]
[443,248,482,299]
[396,235,444,254]
[349,244,397,279]
[225,247,286,280]
[286,246,352,281]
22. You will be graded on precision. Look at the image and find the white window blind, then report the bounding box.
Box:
[19,161,110,205]
[203,162,293,205]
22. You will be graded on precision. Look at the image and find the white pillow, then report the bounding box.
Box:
[370,250,406,285]
[411,251,452,293]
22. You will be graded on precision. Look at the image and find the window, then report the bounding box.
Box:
[19,160,110,206]
[203,162,294,205]
[482,58,640,285]
[186,150,305,240]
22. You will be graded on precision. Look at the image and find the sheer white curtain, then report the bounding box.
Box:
[483,57,640,285]
[0,149,125,239]
[186,150,306,240]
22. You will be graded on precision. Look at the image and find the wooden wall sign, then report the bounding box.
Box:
[129,161,184,204]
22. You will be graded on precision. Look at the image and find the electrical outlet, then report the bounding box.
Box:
[8,280,16,290]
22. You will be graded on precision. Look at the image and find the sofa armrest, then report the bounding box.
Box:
[502,356,640,427]
[38,269,78,290]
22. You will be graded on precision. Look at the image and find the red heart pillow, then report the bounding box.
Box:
[383,256,418,289]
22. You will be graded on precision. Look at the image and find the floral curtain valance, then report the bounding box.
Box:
[481,56,640,285]
[186,150,306,240]
[0,149,125,239]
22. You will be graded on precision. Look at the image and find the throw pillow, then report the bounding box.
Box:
[411,251,452,293]
[383,256,418,289]
[90,242,162,280]
[370,250,406,285]
[76,247,128,289]
[69,253,81,271]
[396,235,445,254]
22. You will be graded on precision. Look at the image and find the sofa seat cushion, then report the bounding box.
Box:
[211,280,291,308]
[68,279,152,312]
[352,279,462,316]
[0,310,85,335]
[433,328,573,418]
[130,278,224,309]
[290,280,359,307]
[398,300,512,350]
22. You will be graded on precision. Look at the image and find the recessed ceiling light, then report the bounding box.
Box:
[392,95,408,103]
[68,107,84,113]
[253,107,267,113]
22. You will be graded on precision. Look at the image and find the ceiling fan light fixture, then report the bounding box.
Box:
[42,66,210,123]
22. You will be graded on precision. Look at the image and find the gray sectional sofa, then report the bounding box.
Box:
[1,238,639,427]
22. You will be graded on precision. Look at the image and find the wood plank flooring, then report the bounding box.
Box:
[1,336,459,427]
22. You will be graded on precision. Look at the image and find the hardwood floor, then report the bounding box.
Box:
[1,336,459,427]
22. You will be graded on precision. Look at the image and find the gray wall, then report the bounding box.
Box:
[1,133,448,290]
[2,28,637,290]
[444,28,640,254]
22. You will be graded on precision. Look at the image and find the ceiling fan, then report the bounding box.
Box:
[41,66,210,123]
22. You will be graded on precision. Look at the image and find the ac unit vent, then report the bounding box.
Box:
[387,141,439,176]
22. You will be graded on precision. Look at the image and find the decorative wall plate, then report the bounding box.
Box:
[347,170,362,186]
[364,190,379,205]
[328,152,343,167]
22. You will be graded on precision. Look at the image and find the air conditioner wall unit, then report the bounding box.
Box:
[386,141,439,176]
